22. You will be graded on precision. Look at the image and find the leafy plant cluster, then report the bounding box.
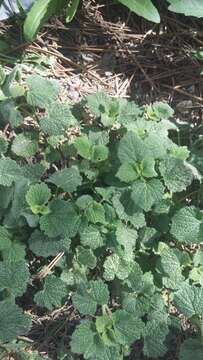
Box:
[0,66,203,360]
[1,0,202,42]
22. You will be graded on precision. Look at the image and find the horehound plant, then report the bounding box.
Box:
[0,66,202,360]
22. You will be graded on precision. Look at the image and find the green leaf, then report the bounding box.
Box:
[0,158,22,186]
[0,260,29,297]
[12,133,38,158]
[143,320,169,357]
[194,250,203,266]
[73,280,109,315]
[159,157,193,193]
[0,226,12,251]
[26,75,60,108]
[86,92,119,126]
[144,133,167,159]
[112,191,146,228]
[26,183,51,214]
[92,144,109,163]
[40,102,77,135]
[168,0,203,18]
[2,241,26,262]
[34,275,68,310]
[141,158,157,178]
[116,223,138,258]
[76,195,93,209]
[66,0,80,22]
[74,136,92,160]
[157,248,184,289]
[40,199,80,238]
[174,283,203,318]
[118,131,149,163]
[3,180,29,227]
[118,0,160,23]
[170,207,203,244]
[170,145,190,160]
[21,163,46,183]
[189,266,203,286]
[123,293,151,317]
[29,229,71,257]
[117,99,142,125]
[148,101,174,120]
[85,201,106,224]
[24,0,64,41]
[116,163,139,183]
[0,300,32,343]
[179,338,203,360]
[0,135,8,154]
[125,262,144,292]
[131,179,164,211]
[112,309,144,346]
[0,100,23,128]
[47,167,82,192]
[80,225,104,249]
[91,340,121,360]
[77,246,97,269]
[103,254,133,281]
[70,320,95,357]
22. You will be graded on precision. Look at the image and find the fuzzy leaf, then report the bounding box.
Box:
[26,183,51,214]
[179,338,203,360]
[0,260,29,297]
[2,241,26,262]
[112,309,144,345]
[85,201,106,224]
[117,99,142,125]
[158,248,184,289]
[80,225,104,249]
[0,158,22,186]
[125,262,144,292]
[12,133,38,158]
[159,157,193,192]
[26,75,60,108]
[70,320,95,357]
[123,294,151,317]
[34,275,68,310]
[40,199,80,238]
[0,135,8,154]
[0,100,23,128]
[116,163,139,183]
[112,192,146,228]
[77,246,97,269]
[174,283,203,318]
[74,136,92,160]
[92,145,109,162]
[48,167,82,192]
[0,300,32,343]
[143,320,169,357]
[40,102,77,135]
[0,226,12,251]
[116,223,138,258]
[131,179,164,211]
[103,254,133,281]
[118,131,149,163]
[73,280,109,315]
[29,229,71,257]
[170,207,203,244]
[21,163,46,183]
